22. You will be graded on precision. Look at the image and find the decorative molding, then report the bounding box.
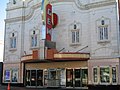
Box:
[5,2,41,23]
[5,0,116,23]
[75,0,116,10]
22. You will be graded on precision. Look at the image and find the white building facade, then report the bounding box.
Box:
[3,0,120,89]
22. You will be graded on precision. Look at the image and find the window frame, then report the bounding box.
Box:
[100,66,110,84]
[30,30,38,49]
[71,29,80,45]
[112,67,117,84]
[93,67,98,84]
[98,25,109,41]
[96,17,111,44]
[9,32,17,51]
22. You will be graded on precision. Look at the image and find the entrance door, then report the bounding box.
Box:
[74,69,81,87]
[26,70,43,87]
[66,69,73,87]
[37,70,43,86]
[31,70,36,86]
[66,68,88,88]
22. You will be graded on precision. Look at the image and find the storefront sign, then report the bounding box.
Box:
[21,55,32,61]
[52,13,58,28]
[54,53,90,60]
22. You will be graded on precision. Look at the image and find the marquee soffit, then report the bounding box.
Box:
[5,0,116,23]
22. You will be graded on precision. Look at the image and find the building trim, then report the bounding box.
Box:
[5,0,116,23]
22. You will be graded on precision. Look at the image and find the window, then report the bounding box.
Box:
[93,66,117,84]
[112,67,117,83]
[98,26,108,40]
[49,70,56,80]
[72,30,79,43]
[98,20,109,41]
[93,68,98,83]
[69,22,81,46]
[10,33,16,49]
[74,24,77,29]
[100,67,110,83]
[13,0,16,4]
[31,31,37,47]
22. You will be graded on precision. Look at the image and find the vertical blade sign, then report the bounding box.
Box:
[46,4,52,41]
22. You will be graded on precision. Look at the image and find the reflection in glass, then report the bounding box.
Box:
[112,67,116,83]
[100,67,110,83]
[93,68,98,83]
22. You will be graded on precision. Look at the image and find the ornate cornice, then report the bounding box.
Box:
[5,2,41,23]
[50,0,74,3]
[5,0,116,23]
[75,0,116,10]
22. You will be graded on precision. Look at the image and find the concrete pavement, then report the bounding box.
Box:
[0,85,87,90]
[0,85,59,90]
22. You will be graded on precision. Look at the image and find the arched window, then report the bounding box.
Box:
[69,22,81,46]
[71,24,79,44]
[97,17,110,42]
[13,0,16,4]
[98,20,108,40]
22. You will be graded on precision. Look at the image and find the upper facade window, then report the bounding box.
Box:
[96,17,110,43]
[72,29,79,43]
[13,0,16,4]
[31,31,37,47]
[98,20,108,40]
[69,22,81,46]
[10,32,17,50]
[30,30,39,48]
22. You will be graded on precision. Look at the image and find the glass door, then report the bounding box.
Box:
[37,70,43,86]
[31,70,36,86]
[66,68,88,88]
[81,69,88,87]
[66,69,73,87]
[26,70,43,87]
[26,70,30,86]
[74,69,81,87]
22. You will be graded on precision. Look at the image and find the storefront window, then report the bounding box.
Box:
[100,67,110,83]
[49,70,56,79]
[112,67,117,83]
[60,69,66,86]
[93,68,98,83]
[81,69,88,87]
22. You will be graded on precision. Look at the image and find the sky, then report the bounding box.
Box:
[0,0,8,62]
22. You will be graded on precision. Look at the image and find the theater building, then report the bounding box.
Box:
[3,0,120,89]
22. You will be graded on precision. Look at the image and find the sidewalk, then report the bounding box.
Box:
[0,85,88,90]
[0,85,56,90]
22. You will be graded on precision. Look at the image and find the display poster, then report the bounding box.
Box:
[12,70,18,83]
[5,70,10,82]
[60,69,66,86]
